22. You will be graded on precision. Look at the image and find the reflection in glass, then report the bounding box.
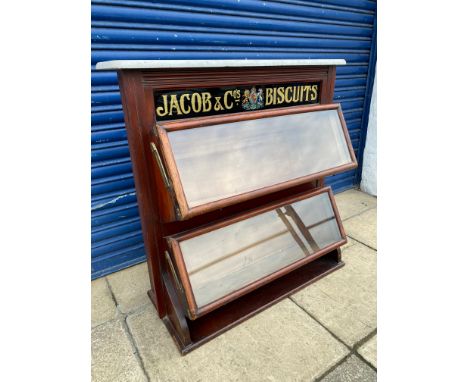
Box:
[177,192,343,308]
[168,109,352,208]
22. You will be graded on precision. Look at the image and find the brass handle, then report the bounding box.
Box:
[150,142,171,189]
[165,251,184,293]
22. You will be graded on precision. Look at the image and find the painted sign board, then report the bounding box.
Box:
[154,82,321,121]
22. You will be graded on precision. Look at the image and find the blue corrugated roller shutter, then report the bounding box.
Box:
[91,0,377,279]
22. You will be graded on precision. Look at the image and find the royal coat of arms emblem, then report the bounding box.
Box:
[241,86,264,111]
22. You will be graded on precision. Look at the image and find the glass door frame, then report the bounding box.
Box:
[166,186,347,319]
[155,103,357,220]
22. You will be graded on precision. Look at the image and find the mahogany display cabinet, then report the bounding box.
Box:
[96,59,357,354]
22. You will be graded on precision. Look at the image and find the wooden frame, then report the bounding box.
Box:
[97,60,351,354]
[145,64,339,223]
[155,103,357,220]
[161,248,343,354]
[166,186,346,319]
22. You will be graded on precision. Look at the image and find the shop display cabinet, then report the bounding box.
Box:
[96,59,357,354]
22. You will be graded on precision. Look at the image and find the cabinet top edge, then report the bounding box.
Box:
[95,59,346,71]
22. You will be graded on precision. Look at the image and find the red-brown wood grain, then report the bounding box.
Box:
[115,63,351,354]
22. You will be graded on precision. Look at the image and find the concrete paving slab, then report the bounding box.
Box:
[320,355,376,382]
[92,278,118,328]
[291,243,376,347]
[107,262,151,314]
[358,335,377,368]
[343,208,377,250]
[342,237,357,251]
[334,189,376,221]
[92,319,147,382]
[127,299,349,382]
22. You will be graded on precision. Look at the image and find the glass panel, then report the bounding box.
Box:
[177,191,343,309]
[167,109,352,208]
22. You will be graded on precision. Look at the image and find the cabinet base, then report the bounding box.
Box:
[148,249,343,355]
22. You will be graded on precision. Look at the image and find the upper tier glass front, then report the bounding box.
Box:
[167,109,352,208]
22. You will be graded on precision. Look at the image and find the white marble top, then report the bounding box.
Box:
[95,59,346,70]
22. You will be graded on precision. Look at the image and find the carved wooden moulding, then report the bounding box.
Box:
[96,59,356,354]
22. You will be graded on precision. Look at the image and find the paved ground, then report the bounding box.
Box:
[92,188,377,381]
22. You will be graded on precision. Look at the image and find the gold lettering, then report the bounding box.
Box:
[265,88,274,106]
[214,96,224,111]
[202,92,212,112]
[169,94,182,116]
[224,90,233,109]
[277,87,285,104]
[285,87,293,103]
[293,87,300,102]
[179,93,190,114]
[303,85,311,101]
[299,86,305,102]
[311,84,318,101]
[191,93,202,113]
[156,95,169,117]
